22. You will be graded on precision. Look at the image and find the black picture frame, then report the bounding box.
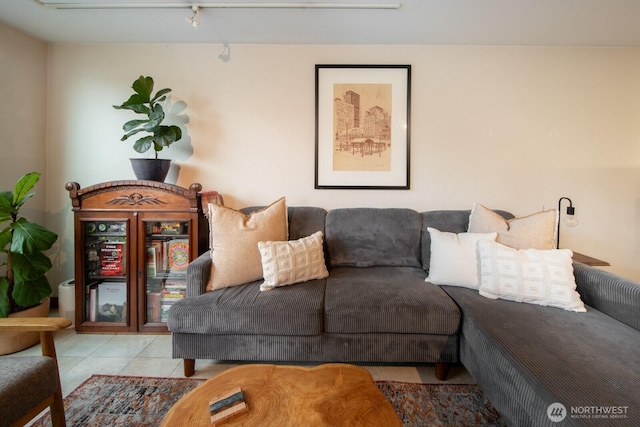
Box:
[315,64,411,189]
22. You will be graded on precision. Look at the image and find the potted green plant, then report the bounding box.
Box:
[0,172,58,353]
[113,75,183,182]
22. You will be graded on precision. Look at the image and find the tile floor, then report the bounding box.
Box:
[3,314,475,399]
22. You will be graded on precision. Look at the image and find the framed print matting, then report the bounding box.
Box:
[315,64,411,189]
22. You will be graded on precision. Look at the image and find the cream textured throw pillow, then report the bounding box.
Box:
[468,203,557,250]
[425,228,497,289]
[207,197,288,291]
[477,240,586,312]
[258,231,329,291]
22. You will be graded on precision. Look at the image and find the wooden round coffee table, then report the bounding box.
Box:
[162,363,402,426]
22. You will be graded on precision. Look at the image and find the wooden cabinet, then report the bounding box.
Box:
[66,181,210,333]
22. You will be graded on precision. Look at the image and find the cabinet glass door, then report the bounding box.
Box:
[145,220,190,324]
[83,220,128,324]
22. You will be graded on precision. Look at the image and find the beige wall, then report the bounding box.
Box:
[0,23,47,214]
[0,23,49,273]
[38,43,640,284]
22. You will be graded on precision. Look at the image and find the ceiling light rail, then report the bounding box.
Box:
[34,1,401,10]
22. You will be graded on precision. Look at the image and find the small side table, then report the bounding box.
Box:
[572,252,610,267]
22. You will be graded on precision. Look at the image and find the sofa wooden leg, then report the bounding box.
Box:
[435,362,449,381]
[184,359,195,377]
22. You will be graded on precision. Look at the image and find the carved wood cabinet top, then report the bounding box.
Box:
[66,180,203,212]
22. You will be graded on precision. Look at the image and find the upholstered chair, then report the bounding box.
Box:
[0,317,71,427]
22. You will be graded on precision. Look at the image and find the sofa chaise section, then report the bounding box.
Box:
[442,261,640,426]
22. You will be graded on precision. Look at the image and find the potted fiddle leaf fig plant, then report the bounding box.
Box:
[0,172,58,354]
[113,75,183,182]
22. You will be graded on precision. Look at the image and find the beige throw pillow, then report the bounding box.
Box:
[477,240,586,312]
[207,197,288,291]
[468,203,557,250]
[258,231,329,291]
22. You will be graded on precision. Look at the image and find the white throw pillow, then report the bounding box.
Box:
[207,197,288,291]
[425,227,497,289]
[468,203,558,250]
[258,231,329,291]
[476,240,586,312]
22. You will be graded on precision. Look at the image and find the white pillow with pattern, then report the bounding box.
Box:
[477,240,586,312]
[258,231,329,291]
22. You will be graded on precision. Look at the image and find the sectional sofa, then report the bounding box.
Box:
[168,202,640,426]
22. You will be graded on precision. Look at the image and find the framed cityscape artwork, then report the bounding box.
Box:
[315,64,411,189]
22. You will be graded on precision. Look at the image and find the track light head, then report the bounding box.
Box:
[186,5,200,29]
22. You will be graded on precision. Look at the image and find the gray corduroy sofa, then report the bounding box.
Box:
[168,206,640,426]
[169,207,472,380]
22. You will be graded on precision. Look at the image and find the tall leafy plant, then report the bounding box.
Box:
[0,172,57,317]
[113,75,183,159]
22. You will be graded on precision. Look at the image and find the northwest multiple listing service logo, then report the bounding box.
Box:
[547,402,629,423]
[547,403,567,422]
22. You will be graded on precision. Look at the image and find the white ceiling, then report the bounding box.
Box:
[1,0,640,46]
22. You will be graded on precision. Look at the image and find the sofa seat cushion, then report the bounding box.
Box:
[168,279,326,336]
[443,286,640,425]
[324,266,460,335]
[326,208,422,268]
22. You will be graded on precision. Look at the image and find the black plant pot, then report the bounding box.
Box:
[130,158,171,182]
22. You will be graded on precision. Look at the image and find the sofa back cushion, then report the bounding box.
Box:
[287,207,328,241]
[242,206,329,268]
[326,208,422,267]
[241,206,327,241]
[421,209,513,272]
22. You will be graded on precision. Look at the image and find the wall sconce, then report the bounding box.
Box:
[186,5,200,29]
[557,197,579,248]
[218,43,231,62]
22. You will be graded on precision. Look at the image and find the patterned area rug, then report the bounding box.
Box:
[376,381,506,426]
[32,375,505,426]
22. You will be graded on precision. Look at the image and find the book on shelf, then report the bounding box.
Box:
[161,291,185,306]
[160,304,171,322]
[167,239,189,274]
[159,288,185,322]
[162,241,170,271]
[159,299,183,322]
[147,291,162,323]
[148,240,165,274]
[160,222,184,234]
[163,276,187,291]
[89,287,97,322]
[99,242,125,276]
[161,290,185,298]
[97,281,127,322]
[85,281,100,322]
[146,247,157,277]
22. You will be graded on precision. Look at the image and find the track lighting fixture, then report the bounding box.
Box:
[35,2,401,10]
[186,5,200,29]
